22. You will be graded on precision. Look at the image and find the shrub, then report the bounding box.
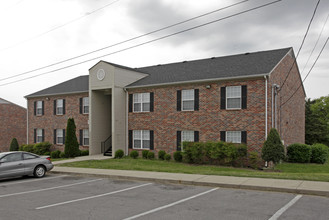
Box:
[130,150,139,159]
[80,150,89,156]
[60,152,67,158]
[262,128,285,164]
[164,153,171,161]
[287,143,311,163]
[44,152,51,156]
[248,151,261,169]
[51,150,61,158]
[237,144,248,158]
[33,142,51,155]
[147,151,155,159]
[115,149,124,159]
[183,142,203,164]
[22,144,34,153]
[142,150,149,159]
[19,145,24,151]
[158,150,166,160]
[174,151,183,162]
[65,118,80,158]
[9,138,19,151]
[311,143,329,164]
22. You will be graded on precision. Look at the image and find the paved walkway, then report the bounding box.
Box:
[50,155,329,197]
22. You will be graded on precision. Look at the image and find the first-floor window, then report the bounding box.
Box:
[36,129,43,143]
[83,129,89,146]
[57,129,64,145]
[182,130,194,142]
[133,130,150,149]
[226,131,241,143]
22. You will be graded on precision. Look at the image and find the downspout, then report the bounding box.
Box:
[272,85,274,128]
[26,100,29,144]
[264,76,268,139]
[124,88,128,156]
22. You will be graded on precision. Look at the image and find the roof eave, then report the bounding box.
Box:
[25,90,89,99]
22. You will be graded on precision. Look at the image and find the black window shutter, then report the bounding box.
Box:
[150,130,154,150]
[177,90,181,111]
[150,92,154,112]
[34,101,36,115]
[42,129,45,142]
[63,129,66,144]
[220,87,226,109]
[42,101,44,115]
[54,129,57,144]
[79,98,83,114]
[242,85,247,109]
[63,99,66,115]
[194,131,199,142]
[194,89,199,111]
[177,131,181,151]
[79,129,83,145]
[54,100,57,115]
[220,131,226,142]
[129,94,133,112]
[34,129,36,143]
[128,130,133,149]
[241,131,247,144]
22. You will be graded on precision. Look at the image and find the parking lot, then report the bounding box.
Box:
[0,174,328,220]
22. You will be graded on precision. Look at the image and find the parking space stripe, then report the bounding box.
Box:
[123,187,218,220]
[0,178,102,198]
[36,183,152,210]
[0,175,67,187]
[268,195,302,220]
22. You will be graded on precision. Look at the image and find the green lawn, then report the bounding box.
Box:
[57,157,329,182]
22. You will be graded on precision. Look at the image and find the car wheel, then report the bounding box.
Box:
[34,165,46,178]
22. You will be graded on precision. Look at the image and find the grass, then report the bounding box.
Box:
[57,157,329,182]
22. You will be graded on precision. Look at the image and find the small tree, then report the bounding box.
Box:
[262,128,285,166]
[64,118,80,157]
[9,138,19,151]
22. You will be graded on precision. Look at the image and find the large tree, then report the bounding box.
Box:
[64,118,80,157]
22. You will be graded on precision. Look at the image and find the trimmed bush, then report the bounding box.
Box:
[115,149,124,159]
[262,128,285,164]
[287,143,311,163]
[33,142,51,155]
[311,143,329,164]
[22,144,34,153]
[9,138,19,151]
[65,118,80,158]
[248,151,261,169]
[130,150,139,159]
[183,142,203,164]
[60,152,67,158]
[80,150,89,156]
[164,153,171,161]
[237,144,248,158]
[142,150,149,159]
[51,150,61,159]
[158,150,166,160]
[44,152,51,156]
[147,151,155,159]
[173,151,183,162]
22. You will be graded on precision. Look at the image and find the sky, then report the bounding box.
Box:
[0,0,328,108]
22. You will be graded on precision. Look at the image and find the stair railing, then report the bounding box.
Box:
[101,135,112,153]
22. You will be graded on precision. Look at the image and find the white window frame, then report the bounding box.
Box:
[57,129,64,145]
[133,93,150,112]
[36,101,43,116]
[56,99,64,115]
[36,129,43,143]
[83,129,89,146]
[226,131,241,143]
[226,86,242,109]
[83,97,89,114]
[182,89,195,111]
[181,130,194,142]
[133,130,150,149]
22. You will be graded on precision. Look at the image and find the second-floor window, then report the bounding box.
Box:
[133,93,150,112]
[83,97,89,114]
[54,99,65,115]
[36,101,43,116]
[182,89,194,111]
[226,86,241,109]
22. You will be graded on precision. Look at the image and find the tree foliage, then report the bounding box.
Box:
[9,138,19,151]
[64,118,80,158]
[261,128,285,164]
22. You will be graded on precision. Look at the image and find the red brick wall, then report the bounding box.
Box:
[0,103,26,152]
[128,78,268,154]
[27,93,89,151]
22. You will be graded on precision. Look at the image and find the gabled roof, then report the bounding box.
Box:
[25,75,89,98]
[0,98,10,104]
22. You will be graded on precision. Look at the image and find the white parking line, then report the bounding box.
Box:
[268,195,303,220]
[0,178,102,198]
[0,175,67,187]
[36,183,152,210]
[123,187,218,220]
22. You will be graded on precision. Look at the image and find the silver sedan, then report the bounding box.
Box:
[0,151,54,178]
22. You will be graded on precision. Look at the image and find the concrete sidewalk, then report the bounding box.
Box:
[50,155,329,197]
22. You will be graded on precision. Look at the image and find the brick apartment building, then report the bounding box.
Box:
[26,47,305,156]
[0,98,26,152]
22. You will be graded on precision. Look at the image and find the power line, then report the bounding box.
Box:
[0,0,121,52]
[0,0,249,82]
[0,0,282,87]
[279,0,321,92]
[280,36,328,107]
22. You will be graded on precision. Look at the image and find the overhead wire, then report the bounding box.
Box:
[0,0,282,87]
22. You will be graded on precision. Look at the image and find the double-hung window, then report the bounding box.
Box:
[36,129,43,143]
[226,131,241,143]
[57,129,64,145]
[182,130,195,142]
[36,101,43,116]
[83,129,89,146]
[182,89,194,111]
[83,97,89,114]
[133,130,150,149]
[226,86,241,109]
[56,99,64,115]
[133,93,150,112]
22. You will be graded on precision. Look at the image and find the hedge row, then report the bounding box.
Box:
[287,143,328,164]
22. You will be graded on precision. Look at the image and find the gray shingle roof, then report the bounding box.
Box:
[25,47,292,97]
[25,75,89,98]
